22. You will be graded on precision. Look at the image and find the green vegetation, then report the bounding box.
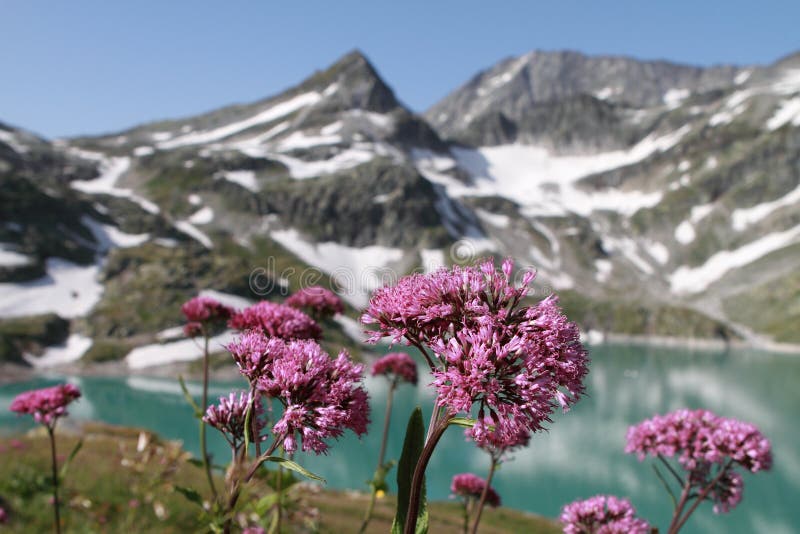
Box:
[723,269,800,343]
[0,425,560,533]
[557,290,736,339]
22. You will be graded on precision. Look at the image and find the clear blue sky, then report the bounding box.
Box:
[1,1,798,138]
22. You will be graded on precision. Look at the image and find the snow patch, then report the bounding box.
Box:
[174,221,213,248]
[157,90,325,149]
[670,224,800,293]
[133,146,155,157]
[216,170,260,192]
[663,88,690,107]
[126,330,237,369]
[24,334,93,368]
[594,259,613,283]
[270,228,403,308]
[188,206,214,225]
[0,244,32,267]
[198,289,252,311]
[766,97,800,130]
[71,156,160,214]
[644,241,669,265]
[731,183,800,231]
[476,209,511,228]
[188,194,202,206]
[0,258,103,318]
[674,221,696,244]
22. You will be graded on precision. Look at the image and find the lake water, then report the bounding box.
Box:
[1,343,797,533]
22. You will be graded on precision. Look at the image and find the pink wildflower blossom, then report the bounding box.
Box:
[560,494,651,534]
[255,339,369,454]
[181,296,233,325]
[450,473,501,507]
[371,352,418,385]
[229,301,321,341]
[227,331,289,384]
[465,415,530,459]
[204,391,267,447]
[625,408,771,514]
[364,257,588,441]
[285,286,344,319]
[9,384,81,427]
[0,506,7,524]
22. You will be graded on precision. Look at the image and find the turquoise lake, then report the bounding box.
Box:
[1,343,797,533]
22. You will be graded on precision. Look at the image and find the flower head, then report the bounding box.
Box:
[450,473,501,507]
[285,286,344,320]
[181,296,233,325]
[363,258,587,450]
[255,339,369,454]
[203,391,267,447]
[371,352,418,385]
[227,331,289,384]
[466,415,530,459]
[625,408,771,513]
[560,494,650,534]
[9,383,81,427]
[229,301,321,341]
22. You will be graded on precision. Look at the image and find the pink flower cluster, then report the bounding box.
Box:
[465,415,530,459]
[227,332,286,384]
[560,494,651,534]
[229,301,321,341]
[9,383,81,427]
[450,473,501,507]
[203,391,266,447]
[625,408,771,513]
[285,286,344,319]
[625,409,772,472]
[181,295,234,337]
[371,352,418,385]
[255,340,370,454]
[363,258,588,446]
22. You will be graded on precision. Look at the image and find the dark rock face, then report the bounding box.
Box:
[257,160,450,248]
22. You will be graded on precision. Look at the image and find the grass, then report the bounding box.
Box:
[0,424,560,533]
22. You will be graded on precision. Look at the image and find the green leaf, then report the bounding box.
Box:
[262,456,326,483]
[253,493,280,516]
[391,407,428,534]
[448,417,477,428]
[260,465,301,491]
[59,439,83,480]
[178,375,202,416]
[174,485,204,508]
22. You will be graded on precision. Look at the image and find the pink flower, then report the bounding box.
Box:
[625,408,771,514]
[181,296,233,324]
[371,352,418,385]
[363,259,588,443]
[204,391,267,447]
[450,473,501,507]
[9,383,81,427]
[255,339,370,454]
[465,415,530,459]
[285,286,344,319]
[242,527,265,534]
[0,506,7,524]
[227,331,288,384]
[560,494,651,534]
[229,301,321,341]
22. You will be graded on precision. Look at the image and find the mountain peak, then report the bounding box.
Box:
[302,49,400,113]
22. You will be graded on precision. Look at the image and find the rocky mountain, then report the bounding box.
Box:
[2,48,800,369]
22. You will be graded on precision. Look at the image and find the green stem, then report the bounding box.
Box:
[200,330,218,502]
[404,416,450,534]
[47,425,61,534]
[462,498,470,534]
[470,458,497,534]
[671,461,734,534]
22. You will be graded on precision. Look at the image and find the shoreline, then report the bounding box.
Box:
[3,333,799,385]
